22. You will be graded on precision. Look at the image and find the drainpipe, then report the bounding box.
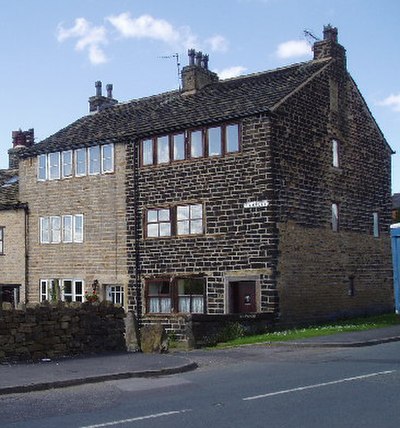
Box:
[133,139,142,327]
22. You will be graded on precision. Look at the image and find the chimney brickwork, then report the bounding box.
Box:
[181,49,218,94]
[89,81,118,113]
[313,24,346,69]
[8,128,34,169]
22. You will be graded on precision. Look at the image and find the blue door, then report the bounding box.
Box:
[391,224,400,314]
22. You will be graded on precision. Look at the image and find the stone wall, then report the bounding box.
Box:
[0,302,125,362]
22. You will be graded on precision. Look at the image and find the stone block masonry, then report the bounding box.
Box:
[0,301,126,362]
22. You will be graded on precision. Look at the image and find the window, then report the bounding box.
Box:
[106,285,124,306]
[148,280,171,313]
[332,203,339,232]
[48,152,60,180]
[89,146,101,175]
[226,124,239,153]
[146,277,205,314]
[332,139,339,168]
[62,151,73,178]
[40,217,50,243]
[75,148,87,176]
[146,209,171,237]
[373,212,379,237]
[208,127,222,156]
[38,154,47,180]
[40,279,50,301]
[140,123,240,166]
[0,227,4,254]
[142,139,153,165]
[190,130,204,158]
[40,214,84,244]
[63,215,73,243]
[62,279,84,302]
[157,136,170,164]
[173,133,185,160]
[102,144,114,173]
[145,204,204,238]
[178,278,204,313]
[177,204,203,235]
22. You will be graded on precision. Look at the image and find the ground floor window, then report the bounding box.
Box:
[40,278,84,302]
[0,284,20,307]
[146,277,205,314]
[106,285,124,306]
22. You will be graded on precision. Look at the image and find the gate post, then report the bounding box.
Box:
[391,224,400,314]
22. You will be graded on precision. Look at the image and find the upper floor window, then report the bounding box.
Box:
[0,227,4,254]
[332,139,339,168]
[40,214,84,244]
[37,144,114,181]
[332,203,339,232]
[373,212,379,237]
[140,123,240,166]
[145,204,204,238]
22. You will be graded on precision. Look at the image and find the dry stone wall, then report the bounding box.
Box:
[0,302,125,362]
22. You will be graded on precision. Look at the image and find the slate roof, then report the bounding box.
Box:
[0,169,21,210]
[20,58,331,157]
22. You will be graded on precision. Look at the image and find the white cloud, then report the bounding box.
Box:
[378,94,400,112]
[206,35,229,53]
[108,12,181,45]
[216,66,247,80]
[276,40,311,59]
[57,18,108,65]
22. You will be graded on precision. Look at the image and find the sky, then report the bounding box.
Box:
[1,0,399,192]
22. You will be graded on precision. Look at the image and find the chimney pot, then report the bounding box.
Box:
[201,54,209,70]
[188,49,196,66]
[106,84,113,99]
[95,81,102,97]
[195,51,203,67]
[323,24,338,42]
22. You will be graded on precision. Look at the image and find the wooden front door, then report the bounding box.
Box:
[229,281,256,313]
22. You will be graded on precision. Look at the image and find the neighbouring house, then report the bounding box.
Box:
[393,194,400,222]
[0,130,31,307]
[4,25,394,341]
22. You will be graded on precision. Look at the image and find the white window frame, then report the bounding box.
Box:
[62,215,73,243]
[50,216,61,243]
[0,227,4,254]
[40,279,50,302]
[38,154,48,181]
[74,214,84,243]
[89,146,101,175]
[48,152,61,180]
[62,150,73,178]
[106,285,124,306]
[101,144,114,173]
[75,148,87,176]
[61,279,84,302]
[40,217,50,243]
[332,139,339,168]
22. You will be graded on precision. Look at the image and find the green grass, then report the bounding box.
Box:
[212,313,400,348]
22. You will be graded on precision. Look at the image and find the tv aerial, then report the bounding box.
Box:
[303,29,320,46]
[159,53,181,89]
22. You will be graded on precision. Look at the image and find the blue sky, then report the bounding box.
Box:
[1,0,399,192]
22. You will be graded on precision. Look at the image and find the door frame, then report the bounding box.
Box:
[224,275,260,314]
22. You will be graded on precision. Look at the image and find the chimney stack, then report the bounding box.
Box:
[9,128,34,169]
[89,81,118,113]
[313,24,346,69]
[181,49,218,94]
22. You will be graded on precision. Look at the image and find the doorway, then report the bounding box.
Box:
[228,281,256,313]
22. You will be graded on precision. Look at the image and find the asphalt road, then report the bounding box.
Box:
[1,342,400,428]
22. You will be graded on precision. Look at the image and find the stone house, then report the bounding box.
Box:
[5,26,394,338]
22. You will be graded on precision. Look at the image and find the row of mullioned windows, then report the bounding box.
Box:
[40,214,83,244]
[141,123,240,166]
[38,143,114,181]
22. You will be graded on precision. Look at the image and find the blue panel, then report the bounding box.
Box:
[391,225,400,314]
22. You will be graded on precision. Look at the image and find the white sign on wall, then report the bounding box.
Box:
[243,200,269,209]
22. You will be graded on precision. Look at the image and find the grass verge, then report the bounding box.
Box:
[211,313,400,348]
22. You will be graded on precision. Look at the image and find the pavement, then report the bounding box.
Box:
[1,324,400,396]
